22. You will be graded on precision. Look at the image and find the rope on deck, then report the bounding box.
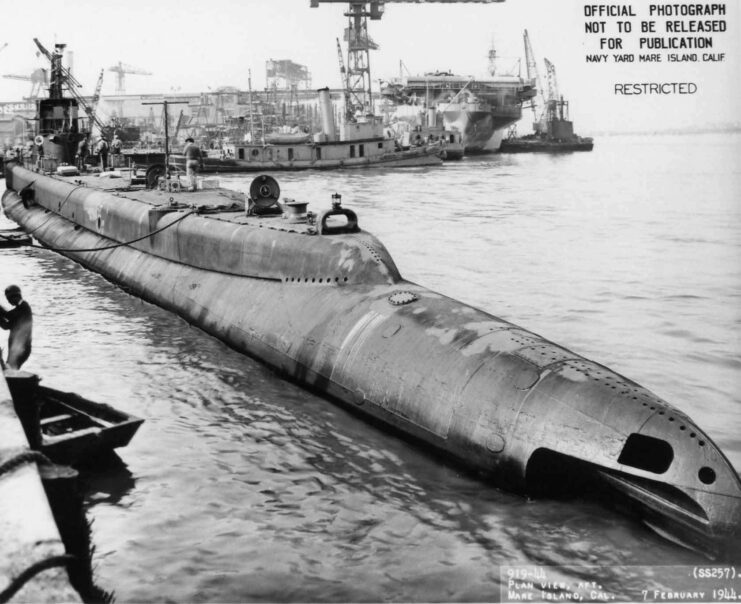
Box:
[0,554,75,603]
[0,451,74,602]
[0,450,52,478]
[27,210,196,254]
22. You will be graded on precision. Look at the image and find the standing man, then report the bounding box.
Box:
[96,136,109,171]
[76,134,89,171]
[111,133,123,156]
[0,285,33,370]
[183,137,202,191]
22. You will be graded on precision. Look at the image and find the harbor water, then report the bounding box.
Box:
[1,132,739,602]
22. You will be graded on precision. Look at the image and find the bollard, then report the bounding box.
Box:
[4,370,41,450]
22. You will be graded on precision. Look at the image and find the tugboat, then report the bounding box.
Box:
[170,88,444,173]
[499,94,594,153]
[3,40,739,558]
[500,44,593,154]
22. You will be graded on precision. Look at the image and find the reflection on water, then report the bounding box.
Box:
[1,133,739,601]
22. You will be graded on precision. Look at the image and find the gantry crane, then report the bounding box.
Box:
[2,68,48,99]
[108,61,152,94]
[312,0,503,120]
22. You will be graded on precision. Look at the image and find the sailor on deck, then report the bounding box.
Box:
[96,137,109,171]
[183,137,202,191]
[0,285,33,370]
[111,134,123,156]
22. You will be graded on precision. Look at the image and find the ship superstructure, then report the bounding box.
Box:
[382,71,536,153]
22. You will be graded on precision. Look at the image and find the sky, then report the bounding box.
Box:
[0,0,739,133]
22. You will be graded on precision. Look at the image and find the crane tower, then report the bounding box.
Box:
[311,0,504,120]
[108,61,152,95]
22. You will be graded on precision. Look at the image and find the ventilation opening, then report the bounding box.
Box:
[525,448,596,497]
[618,434,673,474]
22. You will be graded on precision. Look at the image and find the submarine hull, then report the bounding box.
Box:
[3,163,740,556]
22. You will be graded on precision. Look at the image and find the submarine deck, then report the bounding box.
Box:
[62,170,322,234]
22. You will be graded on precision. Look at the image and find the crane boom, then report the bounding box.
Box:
[543,57,559,103]
[87,69,105,130]
[335,37,354,121]
[523,29,545,120]
[33,38,108,134]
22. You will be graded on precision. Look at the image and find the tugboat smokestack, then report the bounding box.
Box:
[318,87,337,141]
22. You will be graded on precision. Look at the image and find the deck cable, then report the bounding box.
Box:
[0,450,53,478]
[25,209,196,253]
[0,554,75,603]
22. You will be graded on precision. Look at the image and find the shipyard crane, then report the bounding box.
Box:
[2,68,48,99]
[312,0,503,120]
[33,38,108,135]
[335,37,355,121]
[172,109,185,143]
[86,69,105,131]
[108,61,152,94]
[543,57,568,125]
[523,29,546,132]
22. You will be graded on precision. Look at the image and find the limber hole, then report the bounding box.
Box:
[617,433,673,474]
[698,467,716,485]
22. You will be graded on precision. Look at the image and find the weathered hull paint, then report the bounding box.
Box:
[3,163,740,556]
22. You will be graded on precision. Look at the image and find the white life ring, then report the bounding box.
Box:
[34,135,44,146]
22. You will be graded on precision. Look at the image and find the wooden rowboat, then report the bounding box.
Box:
[36,386,144,466]
[4,370,143,466]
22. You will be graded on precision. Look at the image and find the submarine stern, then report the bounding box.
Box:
[510,358,741,557]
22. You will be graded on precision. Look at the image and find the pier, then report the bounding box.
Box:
[0,372,80,602]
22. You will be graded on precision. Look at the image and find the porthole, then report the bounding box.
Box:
[698,467,716,485]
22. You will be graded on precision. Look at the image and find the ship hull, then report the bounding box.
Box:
[499,137,594,153]
[3,163,740,556]
[440,107,519,153]
[171,138,443,174]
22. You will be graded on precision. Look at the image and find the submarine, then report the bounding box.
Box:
[3,43,740,558]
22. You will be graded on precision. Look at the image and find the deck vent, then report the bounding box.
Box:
[388,291,418,306]
[618,434,673,474]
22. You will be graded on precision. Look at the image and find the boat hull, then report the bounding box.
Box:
[499,137,595,153]
[2,163,740,556]
[171,138,443,174]
[174,151,442,173]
